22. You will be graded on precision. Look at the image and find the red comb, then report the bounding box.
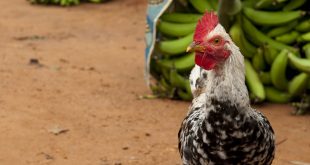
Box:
[194,12,219,43]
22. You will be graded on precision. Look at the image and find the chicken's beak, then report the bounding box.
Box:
[186,42,204,53]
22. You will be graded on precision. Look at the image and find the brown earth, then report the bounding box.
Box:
[0,0,309,165]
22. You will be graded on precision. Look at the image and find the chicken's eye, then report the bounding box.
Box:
[213,38,221,44]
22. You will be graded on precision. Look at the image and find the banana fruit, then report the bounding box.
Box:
[270,49,289,90]
[242,16,298,52]
[288,52,310,74]
[243,7,305,26]
[245,59,265,101]
[188,0,213,13]
[288,73,309,97]
[170,69,191,94]
[158,32,194,55]
[157,52,195,71]
[297,32,310,42]
[282,0,306,11]
[267,21,298,37]
[229,20,256,58]
[295,19,310,32]
[303,43,310,59]
[265,87,291,103]
[275,31,300,44]
[160,13,202,23]
[157,21,196,37]
[252,48,266,71]
[263,44,279,65]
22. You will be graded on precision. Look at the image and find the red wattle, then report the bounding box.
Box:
[195,53,217,70]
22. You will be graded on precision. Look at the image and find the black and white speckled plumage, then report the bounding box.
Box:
[178,23,275,165]
[178,99,275,165]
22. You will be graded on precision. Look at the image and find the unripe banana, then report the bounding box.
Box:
[259,71,272,85]
[263,44,279,65]
[295,20,310,32]
[158,32,194,55]
[283,0,306,11]
[157,21,196,37]
[240,30,257,56]
[267,21,298,37]
[270,49,289,90]
[156,52,195,71]
[288,52,310,74]
[265,87,291,103]
[288,72,309,97]
[170,69,191,93]
[160,13,202,23]
[302,43,310,59]
[275,31,300,44]
[245,59,265,101]
[297,32,310,42]
[243,7,305,26]
[242,16,298,52]
[255,0,275,9]
[189,0,213,13]
[252,48,266,71]
[229,22,253,58]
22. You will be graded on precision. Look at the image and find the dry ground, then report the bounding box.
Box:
[0,0,309,164]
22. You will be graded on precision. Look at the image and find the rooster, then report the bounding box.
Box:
[178,12,275,165]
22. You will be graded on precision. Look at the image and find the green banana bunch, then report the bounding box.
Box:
[270,49,289,90]
[267,21,298,37]
[245,59,266,101]
[242,16,298,52]
[151,0,310,109]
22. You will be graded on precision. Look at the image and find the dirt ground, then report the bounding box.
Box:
[0,0,309,165]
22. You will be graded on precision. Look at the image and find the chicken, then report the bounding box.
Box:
[178,12,275,165]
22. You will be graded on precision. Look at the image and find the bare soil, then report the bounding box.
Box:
[0,0,309,164]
